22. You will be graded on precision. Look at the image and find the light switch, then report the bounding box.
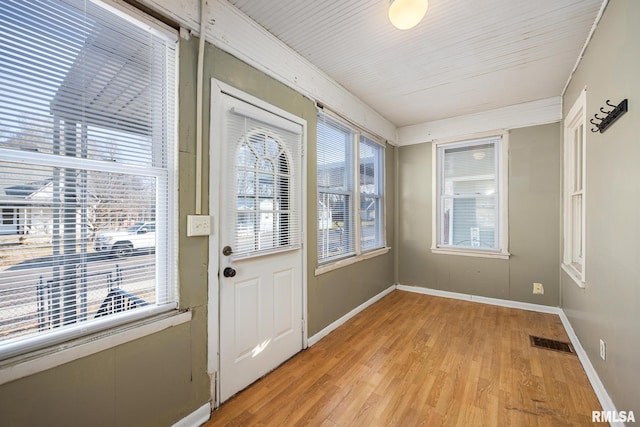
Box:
[187,215,211,236]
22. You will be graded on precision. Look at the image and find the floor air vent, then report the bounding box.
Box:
[530,336,575,354]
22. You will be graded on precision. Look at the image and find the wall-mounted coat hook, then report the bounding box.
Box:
[591,99,628,134]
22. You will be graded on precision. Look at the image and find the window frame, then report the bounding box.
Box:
[432,131,510,259]
[316,111,388,275]
[0,0,180,362]
[562,89,587,287]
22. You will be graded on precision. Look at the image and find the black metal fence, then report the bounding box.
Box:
[37,264,149,331]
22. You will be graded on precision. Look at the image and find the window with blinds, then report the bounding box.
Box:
[436,137,503,252]
[317,112,385,265]
[0,0,178,358]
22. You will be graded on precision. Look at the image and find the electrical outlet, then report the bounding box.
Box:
[187,215,211,236]
[533,282,544,294]
[600,339,606,360]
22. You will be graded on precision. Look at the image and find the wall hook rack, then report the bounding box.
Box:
[590,99,628,133]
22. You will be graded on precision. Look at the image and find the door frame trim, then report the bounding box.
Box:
[207,79,308,407]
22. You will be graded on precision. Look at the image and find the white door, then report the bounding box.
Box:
[218,94,304,403]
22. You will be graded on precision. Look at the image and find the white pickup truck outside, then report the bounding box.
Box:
[94,222,155,257]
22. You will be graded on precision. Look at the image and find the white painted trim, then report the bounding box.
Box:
[558,310,622,427]
[314,247,391,276]
[561,264,586,289]
[398,97,561,146]
[138,0,396,143]
[500,133,510,254]
[562,88,587,286]
[171,402,211,427]
[431,141,437,251]
[96,0,179,41]
[561,0,609,97]
[396,285,561,314]
[430,248,510,260]
[0,311,191,386]
[307,285,396,347]
[207,79,223,406]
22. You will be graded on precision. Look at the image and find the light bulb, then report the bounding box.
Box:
[388,0,429,30]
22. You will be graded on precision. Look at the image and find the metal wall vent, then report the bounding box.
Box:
[530,336,575,354]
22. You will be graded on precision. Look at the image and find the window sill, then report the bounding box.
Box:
[315,246,391,276]
[0,310,191,386]
[431,247,510,260]
[562,263,585,289]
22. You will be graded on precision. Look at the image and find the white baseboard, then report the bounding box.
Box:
[307,285,396,347]
[396,284,620,426]
[171,402,211,427]
[395,284,562,314]
[558,311,622,427]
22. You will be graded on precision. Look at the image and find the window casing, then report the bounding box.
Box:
[0,0,178,359]
[563,90,587,286]
[317,112,385,267]
[433,134,509,258]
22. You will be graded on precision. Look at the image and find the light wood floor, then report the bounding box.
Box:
[205,290,601,426]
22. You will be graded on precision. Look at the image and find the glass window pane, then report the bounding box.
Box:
[234,131,295,257]
[360,196,381,251]
[438,138,500,251]
[443,143,495,181]
[317,117,353,193]
[572,194,582,262]
[317,192,354,260]
[574,125,583,191]
[0,163,160,340]
[448,197,497,249]
[317,113,356,263]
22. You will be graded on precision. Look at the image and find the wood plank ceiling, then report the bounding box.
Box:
[226,0,603,127]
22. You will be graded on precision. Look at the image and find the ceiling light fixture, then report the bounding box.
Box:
[388,0,429,30]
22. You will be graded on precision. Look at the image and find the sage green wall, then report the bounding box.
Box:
[308,145,396,335]
[562,0,640,415]
[200,44,396,337]
[397,123,561,306]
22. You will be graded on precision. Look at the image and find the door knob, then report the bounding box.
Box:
[222,246,233,256]
[223,267,236,278]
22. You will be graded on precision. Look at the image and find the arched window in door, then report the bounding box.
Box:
[234,128,297,257]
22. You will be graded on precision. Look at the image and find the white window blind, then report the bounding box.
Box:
[437,137,501,251]
[226,108,302,259]
[0,0,178,358]
[317,113,356,262]
[317,111,385,265]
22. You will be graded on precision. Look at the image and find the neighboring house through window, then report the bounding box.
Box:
[433,134,509,258]
[316,111,386,269]
[563,89,587,286]
[0,0,178,359]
